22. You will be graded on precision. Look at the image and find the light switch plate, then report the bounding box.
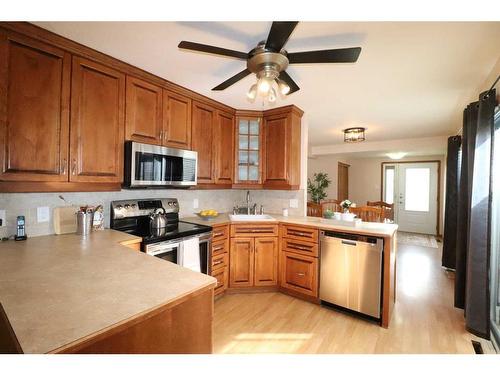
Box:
[0,210,5,227]
[37,206,50,223]
[193,199,199,209]
[289,199,299,209]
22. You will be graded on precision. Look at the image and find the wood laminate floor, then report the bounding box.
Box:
[213,241,494,354]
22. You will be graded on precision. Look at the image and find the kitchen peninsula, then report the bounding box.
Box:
[0,230,216,354]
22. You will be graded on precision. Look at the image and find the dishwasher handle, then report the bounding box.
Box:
[341,239,357,246]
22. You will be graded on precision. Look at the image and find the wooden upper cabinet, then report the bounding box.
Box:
[163,90,192,149]
[214,111,234,185]
[254,237,278,286]
[263,106,303,190]
[234,116,263,186]
[125,76,162,144]
[0,31,70,182]
[70,57,125,183]
[191,101,215,184]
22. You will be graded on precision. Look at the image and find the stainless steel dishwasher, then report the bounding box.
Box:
[319,231,383,319]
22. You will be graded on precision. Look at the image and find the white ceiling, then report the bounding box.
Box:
[34,22,500,147]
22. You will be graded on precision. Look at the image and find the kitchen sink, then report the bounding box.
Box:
[229,214,277,222]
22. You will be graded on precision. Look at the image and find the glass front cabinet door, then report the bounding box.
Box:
[235,117,262,185]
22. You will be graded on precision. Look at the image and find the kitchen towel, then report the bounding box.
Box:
[181,237,201,273]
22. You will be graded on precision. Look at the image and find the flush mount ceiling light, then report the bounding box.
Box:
[178,22,361,105]
[387,152,407,160]
[343,127,366,143]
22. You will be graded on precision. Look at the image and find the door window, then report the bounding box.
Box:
[404,167,430,212]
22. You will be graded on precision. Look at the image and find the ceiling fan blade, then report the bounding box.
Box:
[288,47,362,64]
[212,69,252,91]
[279,71,300,95]
[178,41,248,60]
[265,21,299,52]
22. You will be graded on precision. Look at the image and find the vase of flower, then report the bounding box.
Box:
[340,199,355,221]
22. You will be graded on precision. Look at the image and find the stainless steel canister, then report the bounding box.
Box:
[76,211,94,236]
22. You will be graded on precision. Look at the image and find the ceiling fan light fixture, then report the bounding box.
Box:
[247,83,258,101]
[277,79,290,95]
[257,76,273,95]
[343,127,366,143]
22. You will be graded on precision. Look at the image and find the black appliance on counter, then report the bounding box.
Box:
[110,198,211,274]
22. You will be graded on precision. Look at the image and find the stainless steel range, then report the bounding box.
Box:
[110,198,212,274]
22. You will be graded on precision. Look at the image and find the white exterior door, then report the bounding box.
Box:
[396,162,438,235]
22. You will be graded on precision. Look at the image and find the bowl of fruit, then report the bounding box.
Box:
[196,209,219,220]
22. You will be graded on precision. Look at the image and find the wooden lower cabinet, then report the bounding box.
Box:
[212,266,228,296]
[229,234,278,289]
[280,251,318,298]
[254,237,278,286]
[229,237,254,287]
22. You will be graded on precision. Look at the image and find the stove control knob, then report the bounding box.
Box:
[168,202,173,206]
[173,202,178,206]
[131,204,137,208]
[124,204,130,209]
[116,204,123,210]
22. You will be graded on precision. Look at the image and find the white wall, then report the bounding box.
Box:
[307,155,349,201]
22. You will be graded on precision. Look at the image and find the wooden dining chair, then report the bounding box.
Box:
[350,206,384,223]
[307,202,322,217]
[367,201,394,221]
[321,199,342,213]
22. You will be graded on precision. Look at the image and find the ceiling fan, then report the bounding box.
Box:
[178,21,361,103]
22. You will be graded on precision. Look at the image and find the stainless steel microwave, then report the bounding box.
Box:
[124,141,197,188]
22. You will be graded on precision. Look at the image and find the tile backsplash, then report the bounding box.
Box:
[0,189,305,238]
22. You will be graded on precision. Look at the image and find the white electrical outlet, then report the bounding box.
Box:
[0,210,5,227]
[289,199,299,209]
[37,206,50,223]
[193,199,199,209]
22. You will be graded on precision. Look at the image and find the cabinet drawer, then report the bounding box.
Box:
[212,252,229,271]
[212,224,229,241]
[280,251,318,297]
[231,224,279,237]
[211,238,229,257]
[281,237,319,257]
[212,266,228,296]
[281,224,318,243]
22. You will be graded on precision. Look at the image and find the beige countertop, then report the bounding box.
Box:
[182,213,398,238]
[0,229,216,353]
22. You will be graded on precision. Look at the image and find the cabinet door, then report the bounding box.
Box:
[229,237,254,287]
[0,31,70,182]
[234,117,262,186]
[254,237,278,286]
[280,251,318,297]
[70,57,125,183]
[214,111,234,185]
[264,113,288,184]
[125,76,162,144]
[191,101,215,184]
[163,90,192,149]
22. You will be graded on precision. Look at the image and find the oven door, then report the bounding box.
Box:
[124,141,197,187]
[145,240,181,264]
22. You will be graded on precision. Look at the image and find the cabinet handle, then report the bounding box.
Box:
[289,230,309,237]
[289,244,310,251]
[213,260,224,265]
[296,272,306,277]
[61,159,67,175]
[213,232,224,237]
[213,246,224,251]
[71,159,77,176]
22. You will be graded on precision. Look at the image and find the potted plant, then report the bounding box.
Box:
[307,173,332,203]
